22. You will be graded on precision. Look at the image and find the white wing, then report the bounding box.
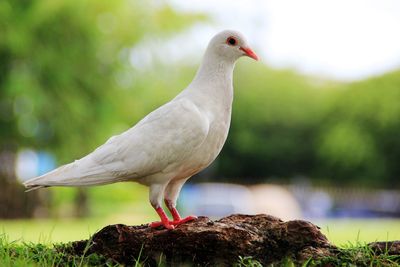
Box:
[24,98,209,188]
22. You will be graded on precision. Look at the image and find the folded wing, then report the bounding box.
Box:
[24,99,209,189]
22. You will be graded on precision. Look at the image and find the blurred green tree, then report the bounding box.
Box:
[218,63,330,181]
[315,70,400,187]
[0,0,200,162]
[216,63,400,189]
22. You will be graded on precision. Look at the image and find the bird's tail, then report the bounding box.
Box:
[23,157,119,191]
[25,185,48,192]
[23,162,78,190]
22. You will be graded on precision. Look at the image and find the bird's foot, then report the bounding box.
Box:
[149,215,197,229]
[172,215,197,225]
[149,220,174,229]
[150,207,175,229]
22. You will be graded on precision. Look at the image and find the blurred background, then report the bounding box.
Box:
[1,0,400,245]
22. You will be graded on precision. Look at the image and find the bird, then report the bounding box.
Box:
[24,30,258,229]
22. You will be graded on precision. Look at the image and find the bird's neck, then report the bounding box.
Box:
[178,49,236,116]
[192,53,236,88]
[187,51,236,112]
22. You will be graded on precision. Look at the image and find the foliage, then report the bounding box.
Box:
[0,0,201,163]
[217,63,400,188]
[315,71,400,186]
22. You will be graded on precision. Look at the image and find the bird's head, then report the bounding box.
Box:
[207,30,259,62]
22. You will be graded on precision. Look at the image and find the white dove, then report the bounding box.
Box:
[24,30,258,229]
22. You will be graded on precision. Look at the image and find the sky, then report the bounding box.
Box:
[161,0,400,81]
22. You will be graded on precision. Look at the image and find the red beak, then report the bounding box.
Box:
[240,47,259,61]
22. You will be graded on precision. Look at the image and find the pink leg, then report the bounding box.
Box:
[165,199,197,226]
[149,207,174,229]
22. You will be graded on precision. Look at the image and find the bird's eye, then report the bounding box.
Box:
[227,37,237,46]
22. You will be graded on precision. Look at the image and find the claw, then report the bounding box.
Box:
[166,203,197,224]
[150,205,197,230]
[149,221,174,229]
[150,215,197,229]
[149,215,197,229]
[172,215,197,225]
[151,207,175,229]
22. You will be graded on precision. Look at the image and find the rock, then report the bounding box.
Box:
[71,214,336,266]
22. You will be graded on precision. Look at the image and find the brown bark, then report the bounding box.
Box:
[0,176,43,218]
[0,150,48,219]
[71,214,337,266]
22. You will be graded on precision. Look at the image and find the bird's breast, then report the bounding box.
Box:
[171,108,231,180]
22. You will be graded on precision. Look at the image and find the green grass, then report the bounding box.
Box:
[1,236,399,267]
[0,215,160,244]
[235,242,400,266]
[316,219,400,245]
[1,218,110,243]
[309,243,400,267]
[0,234,112,267]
